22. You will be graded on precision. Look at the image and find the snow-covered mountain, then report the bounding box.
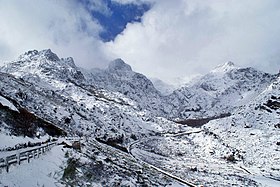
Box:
[1,49,85,85]
[166,61,277,119]
[83,58,166,114]
[82,59,277,121]
[1,50,184,143]
[0,49,279,186]
[204,75,280,178]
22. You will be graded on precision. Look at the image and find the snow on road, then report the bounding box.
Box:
[0,145,66,187]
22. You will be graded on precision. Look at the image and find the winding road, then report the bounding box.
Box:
[127,130,204,187]
[127,128,280,187]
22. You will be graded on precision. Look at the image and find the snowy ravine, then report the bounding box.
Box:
[0,49,279,186]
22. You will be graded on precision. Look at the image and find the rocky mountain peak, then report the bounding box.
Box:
[225,61,235,66]
[108,58,132,72]
[18,49,60,62]
[16,49,79,69]
[23,49,39,56]
[211,61,237,73]
[18,50,38,61]
[38,49,60,61]
[0,49,85,84]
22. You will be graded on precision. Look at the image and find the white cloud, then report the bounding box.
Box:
[84,0,112,16]
[106,0,280,84]
[0,0,110,68]
[1,0,279,84]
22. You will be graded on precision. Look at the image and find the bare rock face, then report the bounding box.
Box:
[72,141,81,150]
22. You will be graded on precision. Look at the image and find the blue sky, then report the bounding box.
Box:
[83,0,150,41]
[0,0,279,84]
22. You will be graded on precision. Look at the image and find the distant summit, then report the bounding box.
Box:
[0,49,84,83]
[39,49,60,61]
[18,49,60,62]
[211,61,238,73]
[108,58,132,72]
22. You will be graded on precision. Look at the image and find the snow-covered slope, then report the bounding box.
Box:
[127,75,280,186]
[204,75,280,178]
[0,95,18,112]
[0,50,197,186]
[166,62,276,119]
[0,50,184,144]
[83,58,165,113]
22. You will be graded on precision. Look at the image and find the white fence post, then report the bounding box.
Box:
[27,152,30,163]
[17,151,20,165]
[5,157,9,173]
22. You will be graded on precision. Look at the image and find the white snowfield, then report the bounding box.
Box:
[0,96,18,112]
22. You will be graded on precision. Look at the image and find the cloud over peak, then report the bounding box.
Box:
[0,0,280,85]
[0,0,109,68]
[107,0,280,84]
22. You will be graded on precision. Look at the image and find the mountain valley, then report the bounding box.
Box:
[0,49,279,187]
